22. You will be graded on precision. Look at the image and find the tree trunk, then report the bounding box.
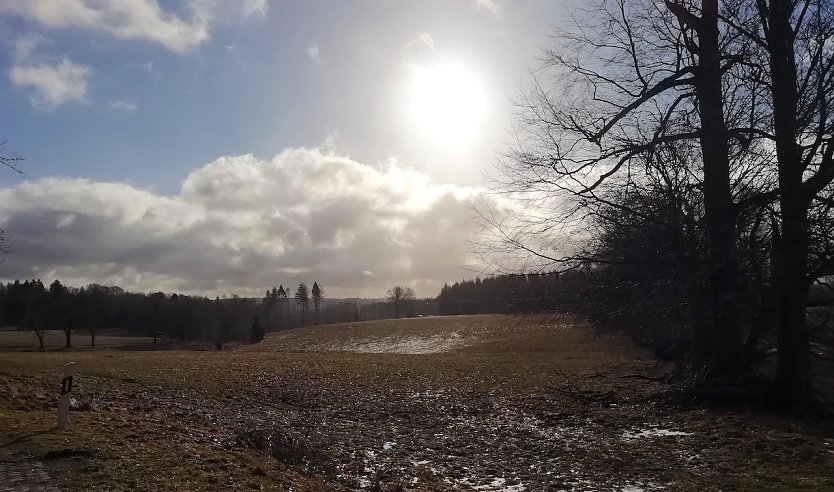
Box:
[692,0,743,384]
[765,0,812,403]
[64,326,71,348]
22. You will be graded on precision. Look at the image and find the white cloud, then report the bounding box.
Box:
[241,0,268,17]
[9,57,91,110]
[0,148,480,298]
[11,34,47,61]
[110,100,138,112]
[402,33,435,57]
[307,42,321,64]
[474,0,501,17]
[0,0,267,54]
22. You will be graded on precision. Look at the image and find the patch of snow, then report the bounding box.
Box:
[622,426,692,440]
[382,441,395,451]
[455,476,526,491]
[619,484,646,492]
[323,333,469,354]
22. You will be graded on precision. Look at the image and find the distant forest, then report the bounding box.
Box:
[5,272,832,362]
[0,279,438,349]
[0,273,599,350]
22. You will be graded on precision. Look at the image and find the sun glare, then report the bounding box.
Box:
[407,62,488,150]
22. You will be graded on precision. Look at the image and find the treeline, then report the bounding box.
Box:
[437,274,585,315]
[0,279,407,349]
[438,271,834,373]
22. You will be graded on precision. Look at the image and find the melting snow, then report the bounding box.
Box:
[460,476,526,491]
[324,333,468,354]
[622,426,693,440]
[619,485,646,492]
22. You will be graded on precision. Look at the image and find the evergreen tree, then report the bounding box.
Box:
[311,282,323,325]
[277,284,288,329]
[295,283,310,326]
[263,287,279,331]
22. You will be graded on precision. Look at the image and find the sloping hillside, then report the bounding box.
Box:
[0,315,831,491]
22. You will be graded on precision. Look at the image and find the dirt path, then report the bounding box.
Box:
[0,448,59,492]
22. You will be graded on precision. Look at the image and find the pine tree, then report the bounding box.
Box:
[294,283,309,326]
[277,284,287,329]
[311,282,323,325]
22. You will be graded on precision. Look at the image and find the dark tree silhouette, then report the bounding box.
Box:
[263,287,279,331]
[277,284,288,329]
[748,0,834,403]
[0,141,22,258]
[311,282,323,325]
[387,286,415,319]
[250,317,265,343]
[476,0,834,403]
[295,283,310,326]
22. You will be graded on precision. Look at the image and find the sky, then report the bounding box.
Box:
[0,0,568,298]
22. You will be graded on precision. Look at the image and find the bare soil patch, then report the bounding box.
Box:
[0,314,832,491]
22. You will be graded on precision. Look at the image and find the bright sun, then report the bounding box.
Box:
[407,62,488,150]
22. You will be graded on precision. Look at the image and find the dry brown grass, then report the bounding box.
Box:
[0,314,832,491]
[0,329,157,351]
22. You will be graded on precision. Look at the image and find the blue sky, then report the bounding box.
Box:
[0,1,568,297]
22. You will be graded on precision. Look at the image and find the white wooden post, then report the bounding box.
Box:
[57,362,75,430]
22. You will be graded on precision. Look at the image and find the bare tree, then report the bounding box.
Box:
[483,0,833,402]
[722,0,834,402]
[387,286,415,319]
[0,141,23,176]
[483,0,773,384]
[0,141,23,258]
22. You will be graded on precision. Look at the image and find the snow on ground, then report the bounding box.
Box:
[321,332,469,354]
[622,426,693,440]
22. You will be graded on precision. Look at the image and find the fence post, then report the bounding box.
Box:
[57,362,75,430]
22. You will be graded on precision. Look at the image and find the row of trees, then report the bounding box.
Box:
[481,0,834,404]
[437,274,585,315]
[260,282,324,329]
[0,279,437,348]
[0,279,262,348]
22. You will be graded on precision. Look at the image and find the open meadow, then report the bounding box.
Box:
[1,314,832,491]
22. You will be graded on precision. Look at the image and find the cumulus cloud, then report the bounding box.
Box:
[307,42,321,64]
[0,148,480,298]
[0,0,266,54]
[9,57,92,110]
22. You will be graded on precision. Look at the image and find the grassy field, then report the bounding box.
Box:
[0,314,832,491]
[0,329,159,351]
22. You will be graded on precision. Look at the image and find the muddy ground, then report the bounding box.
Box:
[0,314,832,491]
